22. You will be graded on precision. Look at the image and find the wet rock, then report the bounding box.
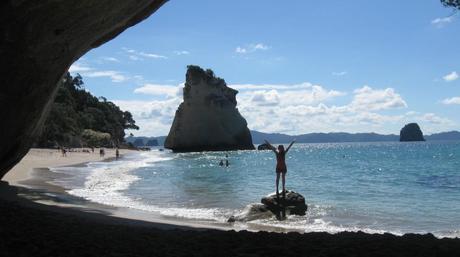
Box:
[165,65,255,152]
[261,190,308,216]
[257,143,272,150]
[228,191,308,223]
[227,203,273,222]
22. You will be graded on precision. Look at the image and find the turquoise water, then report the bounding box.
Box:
[59,141,460,237]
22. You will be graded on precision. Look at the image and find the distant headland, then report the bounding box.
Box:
[127,129,460,146]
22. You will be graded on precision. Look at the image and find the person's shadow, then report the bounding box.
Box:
[275,193,287,220]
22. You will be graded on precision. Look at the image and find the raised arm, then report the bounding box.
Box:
[264,140,277,153]
[285,139,296,153]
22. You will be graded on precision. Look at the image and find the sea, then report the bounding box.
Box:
[48,141,460,238]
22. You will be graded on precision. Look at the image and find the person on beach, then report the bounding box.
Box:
[264,139,296,198]
[219,160,224,166]
[61,148,67,157]
[115,148,120,160]
[225,154,229,167]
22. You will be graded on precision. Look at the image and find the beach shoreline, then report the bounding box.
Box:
[3,148,132,186]
[1,148,460,256]
[2,148,232,231]
[1,182,460,257]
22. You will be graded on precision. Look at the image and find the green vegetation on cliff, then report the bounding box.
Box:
[36,73,138,147]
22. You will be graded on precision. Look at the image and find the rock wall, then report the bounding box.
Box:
[0,0,167,179]
[165,66,255,152]
[400,123,425,142]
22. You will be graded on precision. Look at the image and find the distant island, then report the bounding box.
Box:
[399,123,425,142]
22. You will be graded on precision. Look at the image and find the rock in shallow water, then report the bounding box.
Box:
[164,65,255,152]
[228,191,308,222]
[261,190,308,216]
[257,143,272,150]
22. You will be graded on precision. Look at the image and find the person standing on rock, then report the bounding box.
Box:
[264,139,296,198]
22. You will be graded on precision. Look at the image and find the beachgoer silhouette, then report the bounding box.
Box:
[99,148,105,157]
[264,139,295,198]
[115,148,120,159]
[219,160,224,166]
[61,148,67,157]
[225,154,229,167]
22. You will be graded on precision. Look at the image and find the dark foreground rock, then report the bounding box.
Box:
[0,0,166,179]
[2,188,460,257]
[165,65,255,152]
[400,123,425,142]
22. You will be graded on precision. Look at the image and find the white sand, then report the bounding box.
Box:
[2,148,135,186]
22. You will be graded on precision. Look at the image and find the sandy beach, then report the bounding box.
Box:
[2,148,132,186]
[1,148,460,256]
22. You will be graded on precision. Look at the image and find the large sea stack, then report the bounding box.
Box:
[400,123,425,142]
[164,65,255,152]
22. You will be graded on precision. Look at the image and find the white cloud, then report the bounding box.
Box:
[235,43,270,54]
[101,57,119,62]
[350,86,407,111]
[69,63,92,73]
[431,16,454,27]
[249,90,280,106]
[134,83,183,97]
[174,50,190,55]
[443,71,459,82]
[332,71,347,76]
[139,52,168,59]
[113,82,455,136]
[122,47,167,60]
[235,47,247,54]
[69,62,127,83]
[442,97,460,105]
[419,113,453,125]
[112,98,182,136]
[84,70,127,83]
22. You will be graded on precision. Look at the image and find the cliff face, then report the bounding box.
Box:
[400,123,425,142]
[0,0,166,179]
[165,66,255,152]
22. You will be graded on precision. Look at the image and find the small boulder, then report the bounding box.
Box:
[227,203,273,222]
[257,143,272,150]
[261,190,308,216]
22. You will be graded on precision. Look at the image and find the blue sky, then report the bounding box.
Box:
[70,0,460,136]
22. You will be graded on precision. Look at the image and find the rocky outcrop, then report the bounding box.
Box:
[257,143,272,150]
[165,65,255,152]
[228,191,308,222]
[261,191,308,216]
[400,123,425,142]
[0,0,166,179]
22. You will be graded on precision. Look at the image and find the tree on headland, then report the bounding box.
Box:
[36,72,138,148]
[441,0,460,10]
